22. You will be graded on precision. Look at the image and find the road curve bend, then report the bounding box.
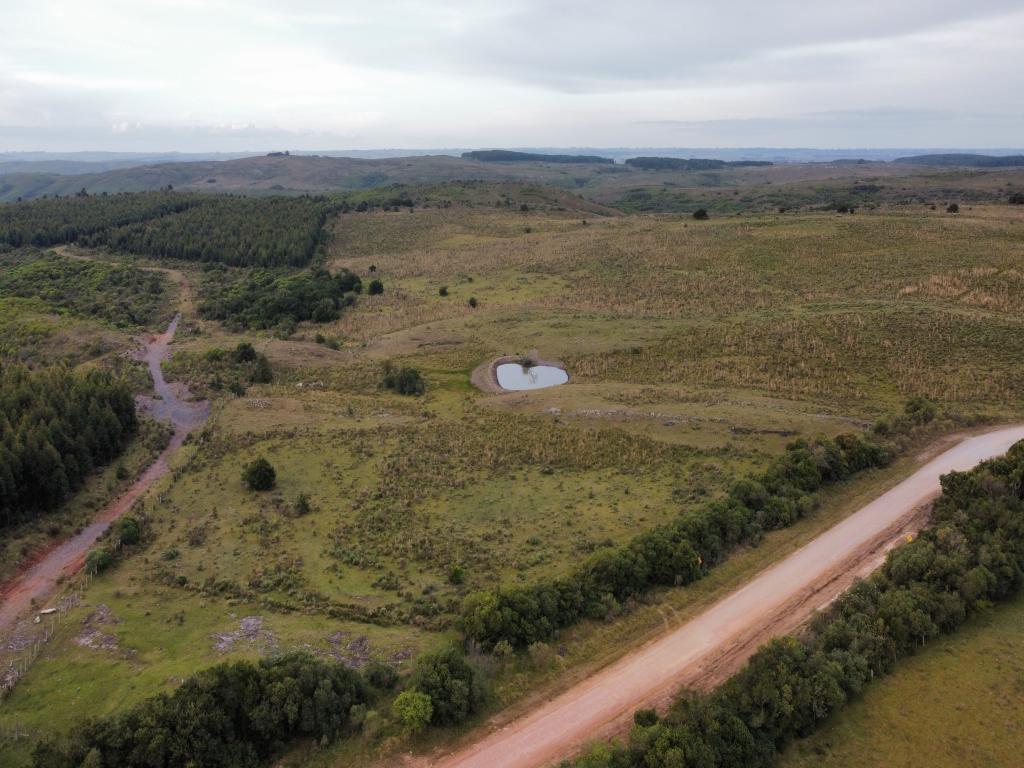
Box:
[435,424,1024,768]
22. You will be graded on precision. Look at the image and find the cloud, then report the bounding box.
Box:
[0,1,1022,149]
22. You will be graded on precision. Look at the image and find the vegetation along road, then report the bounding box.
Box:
[435,424,1024,768]
[0,313,208,632]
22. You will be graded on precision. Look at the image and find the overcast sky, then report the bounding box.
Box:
[2,0,1023,151]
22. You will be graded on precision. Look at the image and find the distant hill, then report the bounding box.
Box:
[895,153,1024,167]
[461,150,614,164]
[624,157,773,171]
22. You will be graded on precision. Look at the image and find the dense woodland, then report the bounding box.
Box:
[462,432,891,648]
[104,195,338,267]
[568,439,1024,768]
[0,192,339,267]
[0,363,137,529]
[198,265,363,331]
[0,249,167,328]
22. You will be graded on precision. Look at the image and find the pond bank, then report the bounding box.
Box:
[471,354,570,393]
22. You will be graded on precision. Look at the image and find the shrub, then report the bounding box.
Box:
[468,297,478,308]
[362,661,398,690]
[448,564,465,585]
[293,493,311,516]
[392,690,433,734]
[409,645,482,726]
[85,547,114,575]
[368,279,384,295]
[115,516,141,546]
[693,208,709,220]
[1010,192,1024,204]
[242,457,276,491]
[634,708,658,727]
[904,396,936,425]
[232,342,257,363]
[382,366,426,396]
[250,354,273,384]
[947,203,960,213]
[439,286,449,297]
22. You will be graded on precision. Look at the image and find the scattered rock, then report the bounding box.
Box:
[212,616,278,654]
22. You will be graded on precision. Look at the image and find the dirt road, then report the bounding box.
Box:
[0,314,208,631]
[434,424,1024,768]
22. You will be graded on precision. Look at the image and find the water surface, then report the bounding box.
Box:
[496,363,569,391]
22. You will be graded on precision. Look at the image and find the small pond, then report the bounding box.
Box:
[496,363,569,391]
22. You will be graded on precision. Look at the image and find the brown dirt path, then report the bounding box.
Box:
[0,313,209,632]
[431,424,1024,768]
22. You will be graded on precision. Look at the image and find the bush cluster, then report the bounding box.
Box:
[198,266,363,331]
[33,646,485,767]
[569,438,1024,767]
[462,433,890,649]
[31,654,367,768]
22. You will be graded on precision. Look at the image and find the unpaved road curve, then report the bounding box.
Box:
[435,424,1024,768]
[0,314,208,631]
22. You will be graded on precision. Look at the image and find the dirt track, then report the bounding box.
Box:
[0,314,208,632]
[433,424,1024,768]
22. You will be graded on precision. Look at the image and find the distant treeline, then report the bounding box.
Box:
[624,156,774,171]
[0,363,137,529]
[198,265,364,332]
[569,438,1024,768]
[0,249,167,328]
[462,150,615,164]
[895,153,1024,167]
[0,192,340,267]
[462,432,889,649]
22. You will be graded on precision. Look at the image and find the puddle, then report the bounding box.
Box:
[496,363,569,391]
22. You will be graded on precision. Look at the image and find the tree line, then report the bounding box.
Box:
[624,157,773,171]
[0,363,137,529]
[461,432,891,649]
[0,192,340,267]
[461,150,615,164]
[568,437,1024,767]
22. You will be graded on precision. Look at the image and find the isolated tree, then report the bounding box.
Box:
[946,203,960,213]
[250,354,273,384]
[439,286,449,297]
[693,208,709,220]
[116,516,141,546]
[243,457,276,491]
[392,690,433,733]
[233,342,257,363]
[85,546,114,574]
[468,297,478,308]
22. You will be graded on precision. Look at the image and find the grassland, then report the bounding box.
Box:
[1,176,1023,766]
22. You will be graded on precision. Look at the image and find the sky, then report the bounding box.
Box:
[2,0,1023,152]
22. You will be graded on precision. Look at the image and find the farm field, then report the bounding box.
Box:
[1,177,1023,766]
